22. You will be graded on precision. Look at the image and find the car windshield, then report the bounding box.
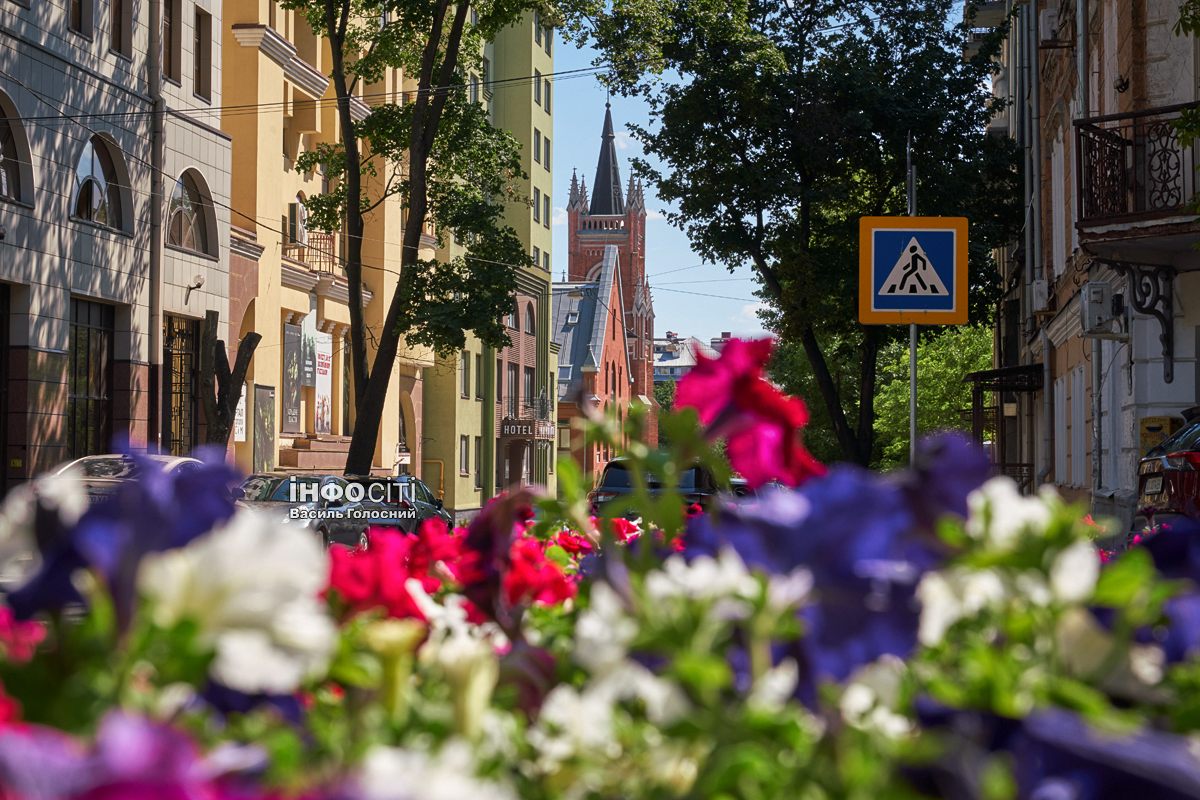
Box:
[73,457,139,479]
[240,476,320,502]
[600,463,702,490]
[1148,421,1200,458]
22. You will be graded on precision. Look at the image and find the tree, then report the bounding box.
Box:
[198,310,261,457]
[653,379,676,414]
[288,0,548,475]
[584,0,1021,466]
[872,325,992,470]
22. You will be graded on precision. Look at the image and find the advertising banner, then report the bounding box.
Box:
[233,383,247,442]
[283,324,302,433]
[315,332,333,435]
[301,294,317,387]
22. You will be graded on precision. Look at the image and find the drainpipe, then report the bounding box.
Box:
[149,0,164,452]
[1077,0,1089,118]
[1020,4,1032,369]
[1029,4,1047,482]
[1077,0,1101,509]
[1039,328,1053,487]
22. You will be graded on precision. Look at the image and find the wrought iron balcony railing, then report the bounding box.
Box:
[282,232,342,273]
[1075,102,1198,226]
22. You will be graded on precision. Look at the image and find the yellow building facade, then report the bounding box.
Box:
[222,0,433,478]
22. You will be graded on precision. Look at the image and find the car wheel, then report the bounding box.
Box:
[358,530,370,551]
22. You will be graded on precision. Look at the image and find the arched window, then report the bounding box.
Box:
[72,136,122,229]
[167,171,211,254]
[524,304,536,336]
[0,118,20,201]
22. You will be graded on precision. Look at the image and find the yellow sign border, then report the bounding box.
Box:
[858,216,969,325]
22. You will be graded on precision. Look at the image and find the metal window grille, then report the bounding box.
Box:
[68,300,115,459]
[164,316,199,456]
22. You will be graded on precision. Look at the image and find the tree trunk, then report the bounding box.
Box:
[198,310,261,458]
[854,324,881,467]
[799,323,865,464]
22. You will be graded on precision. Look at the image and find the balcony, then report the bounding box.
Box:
[282,231,341,273]
[1075,102,1199,228]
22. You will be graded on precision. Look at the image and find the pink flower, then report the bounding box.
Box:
[676,338,825,489]
[551,530,594,556]
[0,607,45,663]
[503,537,576,608]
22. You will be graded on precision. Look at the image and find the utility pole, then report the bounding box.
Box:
[907,131,917,463]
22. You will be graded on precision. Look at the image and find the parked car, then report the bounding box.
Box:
[46,454,204,504]
[1131,407,1200,534]
[587,459,725,516]
[236,473,451,549]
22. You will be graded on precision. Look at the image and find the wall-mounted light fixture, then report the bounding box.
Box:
[184,274,205,304]
[1114,75,1130,93]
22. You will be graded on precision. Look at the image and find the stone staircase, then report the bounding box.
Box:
[277,435,353,472]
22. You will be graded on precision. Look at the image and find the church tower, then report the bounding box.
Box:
[567,104,657,444]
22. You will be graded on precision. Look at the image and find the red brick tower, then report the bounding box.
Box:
[566,104,657,445]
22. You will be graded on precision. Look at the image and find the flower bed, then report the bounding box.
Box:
[0,338,1197,799]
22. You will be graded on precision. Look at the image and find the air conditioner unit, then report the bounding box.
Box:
[1038,9,1060,45]
[1080,281,1114,333]
[1032,279,1049,312]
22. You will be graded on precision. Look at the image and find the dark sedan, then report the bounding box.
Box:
[587,459,725,516]
[1131,409,1200,536]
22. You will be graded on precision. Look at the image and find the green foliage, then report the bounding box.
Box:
[653,379,676,414]
[873,325,993,470]
[577,0,1021,464]
[768,337,856,466]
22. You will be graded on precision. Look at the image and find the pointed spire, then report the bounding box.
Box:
[579,175,589,208]
[588,104,625,216]
[626,172,637,209]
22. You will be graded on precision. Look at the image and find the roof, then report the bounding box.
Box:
[588,104,625,216]
[653,336,719,370]
[551,245,632,402]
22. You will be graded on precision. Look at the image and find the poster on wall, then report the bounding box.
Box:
[301,294,317,387]
[233,383,247,442]
[253,385,276,474]
[315,332,333,435]
[283,324,302,434]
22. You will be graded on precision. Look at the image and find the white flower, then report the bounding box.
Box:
[766,568,813,613]
[138,509,335,694]
[916,567,1007,646]
[358,742,517,800]
[0,474,88,588]
[965,477,1053,550]
[644,547,759,604]
[748,658,799,713]
[528,683,618,772]
[840,657,912,738]
[1050,539,1100,604]
[574,581,638,674]
[1015,571,1052,606]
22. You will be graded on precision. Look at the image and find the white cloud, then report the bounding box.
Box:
[735,302,767,325]
[645,209,666,221]
[553,206,568,226]
[614,131,638,150]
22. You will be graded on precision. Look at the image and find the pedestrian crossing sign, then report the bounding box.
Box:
[858,216,968,325]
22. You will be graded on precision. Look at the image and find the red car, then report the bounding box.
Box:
[1132,407,1200,533]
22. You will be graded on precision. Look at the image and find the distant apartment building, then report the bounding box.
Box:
[423,11,558,522]
[221,0,433,477]
[972,0,1198,528]
[653,334,720,384]
[0,0,231,491]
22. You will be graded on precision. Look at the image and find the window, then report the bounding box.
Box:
[164,316,199,455]
[544,79,551,113]
[523,366,535,408]
[111,0,131,55]
[543,251,551,271]
[194,8,212,100]
[524,304,536,336]
[475,354,483,398]
[474,437,482,487]
[68,299,115,459]
[72,136,122,230]
[543,194,550,228]
[481,57,489,86]
[543,136,550,169]
[496,357,503,403]
[167,171,210,254]
[470,7,478,26]
[460,350,471,397]
[470,73,480,105]
[533,129,541,164]
[505,306,516,328]
[534,70,542,105]
[566,297,580,325]
[533,187,540,222]
[506,363,518,417]
[287,195,307,245]
[164,0,182,82]
[0,115,23,202]
[69,0,93,37]
[544,27,552,54]
[460,436,470,475]
[534,11,541,42]
[558,365,571,380]
[533,246,540,266]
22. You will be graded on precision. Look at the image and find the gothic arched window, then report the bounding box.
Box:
[72,136,122,229]
[167,171,211,254]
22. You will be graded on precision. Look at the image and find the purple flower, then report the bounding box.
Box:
[201,681,305,726]
[898,433,993,531]
[9,446,239,628]
[1141,516,1200,584]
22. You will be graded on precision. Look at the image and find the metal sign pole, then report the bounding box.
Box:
[907,132,917,463]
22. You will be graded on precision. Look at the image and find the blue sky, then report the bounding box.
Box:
[547,41,770,345]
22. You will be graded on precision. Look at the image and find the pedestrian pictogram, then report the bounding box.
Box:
[879,237,948,296]
[858,217,968,325]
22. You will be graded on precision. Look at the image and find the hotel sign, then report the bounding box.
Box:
[500,418,555,440]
